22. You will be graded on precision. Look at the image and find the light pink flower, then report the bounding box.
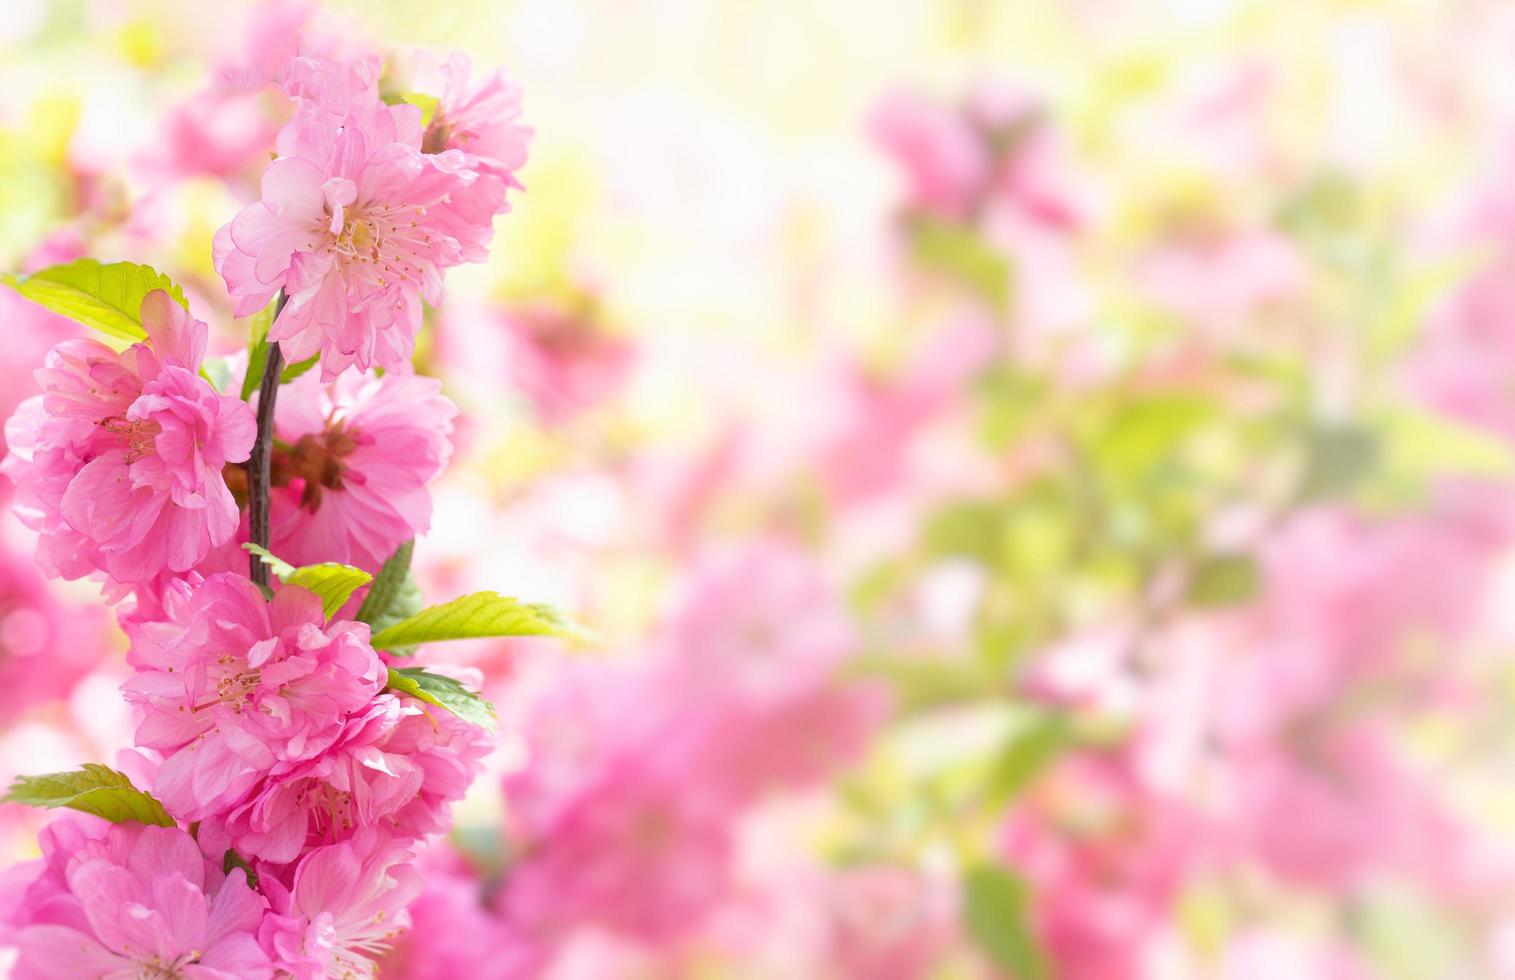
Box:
[122,572,385,824]
[214,84,502,379]
[269,369,457,571]
[870,88,990,220]
[257,829,420,979]
[4,818,270,980]
[1,291,256,586]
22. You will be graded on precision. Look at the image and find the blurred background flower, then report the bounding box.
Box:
[4,0,1515,977]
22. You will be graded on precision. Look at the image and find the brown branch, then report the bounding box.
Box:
[248,292,289,587]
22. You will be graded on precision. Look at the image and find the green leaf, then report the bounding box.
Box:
[281,355,319,383]
[242,543,296,580]
[222,849,259,889]
[241,544,371,618]
[986,713,1070,804]
[369,574,423,655]
[201,356,233,394]
[3,764,175,827]
[1187,553,1260,608]
[910,216,1013,314]
[370,591,584,651]
[355,539,414,625]
[385,667,496,730]
[240,296,279,400]
[962,865,1047,979]
[285,563,373,619]
[2,259,188,343]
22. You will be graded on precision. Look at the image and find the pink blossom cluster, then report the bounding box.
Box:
[0,31,529,979]
[213,36,529,378]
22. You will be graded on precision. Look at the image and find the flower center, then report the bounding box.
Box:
[100,415,162,463]
[325,202,433,291]
[272,421,363,512]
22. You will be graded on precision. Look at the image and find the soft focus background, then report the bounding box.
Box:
[5,0,1515,976]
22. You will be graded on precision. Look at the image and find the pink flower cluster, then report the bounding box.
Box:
[0,34,528,979]
[214,42,529,378]
[1,291,255,587]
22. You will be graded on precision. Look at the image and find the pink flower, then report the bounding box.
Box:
[268,369,457,571]
[197,688,484,864]
[214,81,503,379]
[870,88,990,219]
[659,543,856,706]
[415,52,532,185]
[500,729,737,941]
[998,750,1203,980]
[256,829,419,979]
[122,572,385,824]
[1,291,256,586]
[0,525,110,717]
[379,843,542,980]
[4,818,271,980]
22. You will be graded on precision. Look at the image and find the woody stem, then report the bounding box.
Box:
[248,291,288,587]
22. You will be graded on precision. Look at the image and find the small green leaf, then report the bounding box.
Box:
[222,849,259,889]
[281,355,319,383]
[2,259,188,343]
[241,544,371,618]
[3,764,175,827]
[201,357,233,394]
[240,296,279,400]
[355,539,414,625]
[986,713,1070,804]
[962,865,1047,979]
[385,667,496,730]
[910,216,1013,315]
[371,591,584,651]
[285,563,372,619]
[242,543,296,580]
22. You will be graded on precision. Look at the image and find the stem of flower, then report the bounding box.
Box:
[248,291,289,587]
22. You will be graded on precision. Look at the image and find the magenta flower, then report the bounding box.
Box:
[214,87,501,379]
[0,291,256,586]
[268,369,457,571]
[4,818,271,980]
[256,829,420,980]
[199,688,485,864]
[122,572,386,824]
[199,695,420,863]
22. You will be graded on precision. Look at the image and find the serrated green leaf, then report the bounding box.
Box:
[242,543,296,580]
[285,563,372,619]
[2,259,188,343]
[355,539,414,625]
[370,574,423,655]
[370,591,584,651]
[240,296,279,400]
[241,544,371,618]
[281,355,319,383]
[963,865,1047,979]
[3,764,175,827]
[385,667,496,730]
